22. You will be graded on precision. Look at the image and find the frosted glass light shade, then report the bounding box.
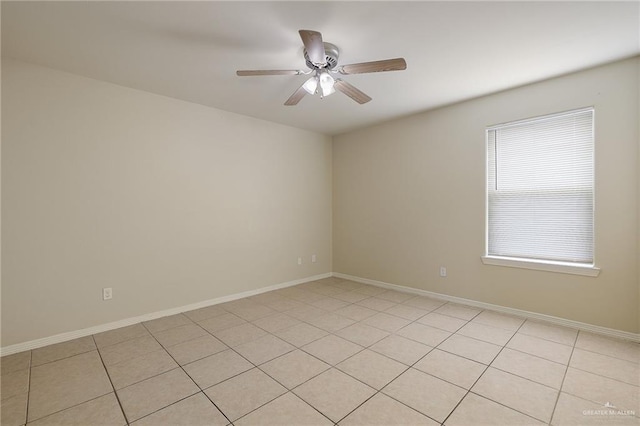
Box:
[302,76,318,94]
[319,71,335,97]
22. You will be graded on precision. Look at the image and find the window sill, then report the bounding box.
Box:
[481,256,601,277]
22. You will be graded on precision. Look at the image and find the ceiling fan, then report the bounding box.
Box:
[236,30,407,106]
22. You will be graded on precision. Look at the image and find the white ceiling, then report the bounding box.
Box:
[2,1,639,136]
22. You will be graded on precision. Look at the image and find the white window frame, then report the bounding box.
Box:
[481,107,600,277]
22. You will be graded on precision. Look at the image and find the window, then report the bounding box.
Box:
[483,107,598,276]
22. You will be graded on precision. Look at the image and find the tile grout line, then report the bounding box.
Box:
[23,393,127,425]
[438,311,541,425]
[569,345,640,369]
[462,321,569,425]
[24,350,33,425]
[195,294,349,426]
[501,343,640,388]
[561,370,640,390]
[332,358,425,424]
[485,318,566,424]
[235,285,407,423]
[26,339,97,368]
[431,307,489,425]
[246,345,340,425]
[517,329,578,347]
[159,312,324,425]
[167,291,331,396]
[20,344,129,425]
[553,331,640,418]
[93,330,152,354]
[137,319,231,425]
[331,302,485,424]
[548,328,580,425]
[499,344,571,365]
[91,334,131,426]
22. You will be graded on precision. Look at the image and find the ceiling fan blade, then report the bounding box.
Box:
[338,58,407,75]
[299,30,326,66]
[284,84,307,106]
[236,70,301,76]
[334,79,372,104]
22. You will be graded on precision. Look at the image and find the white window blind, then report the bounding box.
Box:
[486,107,594,265]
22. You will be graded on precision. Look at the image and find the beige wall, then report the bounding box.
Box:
[2,56,638,348]
[1,59,332,347]
[334,57,639,333]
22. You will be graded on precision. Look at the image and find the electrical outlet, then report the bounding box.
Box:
[311,254,317,263]
[102,287,113,300]
[439,267,447,277]
[297,257,303,265]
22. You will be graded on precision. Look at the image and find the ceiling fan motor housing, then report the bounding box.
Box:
[304,42,339,70]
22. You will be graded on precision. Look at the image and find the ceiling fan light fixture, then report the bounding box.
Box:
[302,76,318,94]
[319,71,335,97]
[321,84,335,97]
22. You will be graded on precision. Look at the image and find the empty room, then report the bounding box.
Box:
[1,1,639,425]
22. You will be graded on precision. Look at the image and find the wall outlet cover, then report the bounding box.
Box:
[102,287,113,300]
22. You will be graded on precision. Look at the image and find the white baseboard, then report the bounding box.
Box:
[3,270,637,356]
[333,272,640,343]
[0,272,331,356]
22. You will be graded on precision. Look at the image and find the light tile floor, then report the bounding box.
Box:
[2,277,639,425]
